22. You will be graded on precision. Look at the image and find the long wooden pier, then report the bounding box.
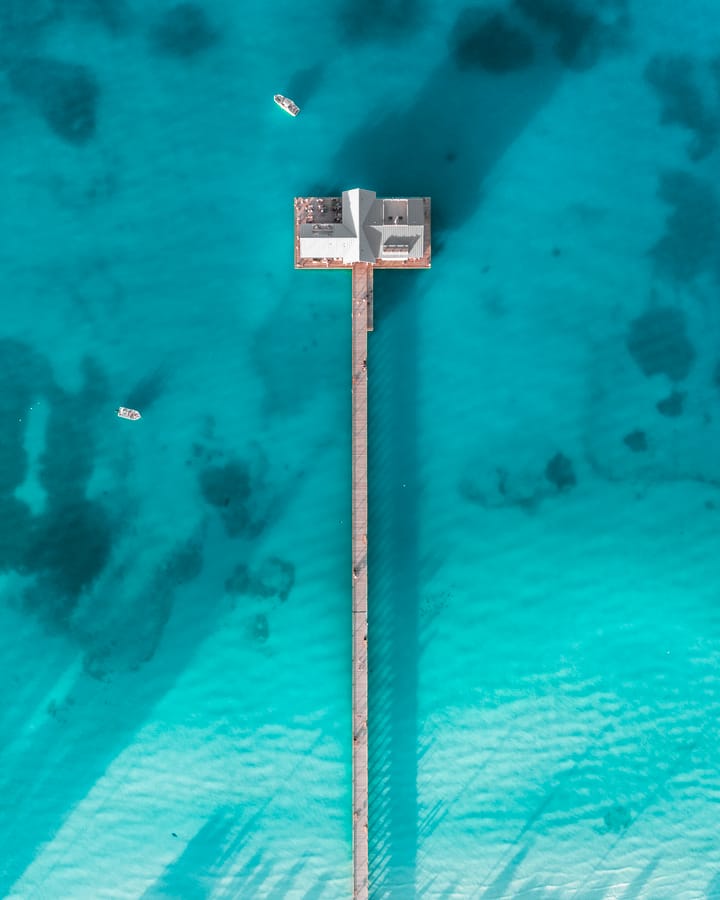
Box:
[294,190,429,899]
[351,262,372,900]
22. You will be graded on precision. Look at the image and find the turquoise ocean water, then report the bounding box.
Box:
[2,0,720,897]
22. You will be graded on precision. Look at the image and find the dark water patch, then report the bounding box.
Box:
[200,460,250,505]
[59,0,132,34]
[255,556,294,601]
[0,338,52,398]
[603,802,632,833]
[187,441,223,468]
[513,0,629,69]
[83,582,174,678]
[0,355,120,633]
[450,8,535,73]
[462,451,582,509]
[124,366,169,414]
[656,389,685,417]
[8,57,99,144]
[460,463,545,512]
[199,457,269,538]
[337,0,425,43]
[38,405,94,493]
[101,545,204,677]
[650,170,720,283]
[626,307,696,381]
[545,451,577,490]
[162,533,204,585]
[0,415,29,492]
[285,64,324,111]
[251,612,269,643]
[22,499,112,603]
[46,694,75,724]
[645,54,719,162]
[0,341,50,490]
[40,360,109,492]
[225,563,252,594]
[149,3,219,58]
[713,361,720,390]
[225,556,295,602]
[77,527,206,678]
[0,496,33,570]
[623,429,647,452]
[20,577,80,632]
[0,341,119,634]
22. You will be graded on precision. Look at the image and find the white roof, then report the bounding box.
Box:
[298,189,425,263]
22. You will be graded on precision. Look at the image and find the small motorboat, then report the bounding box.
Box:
[117,406,141,421]
[274,94,300,117]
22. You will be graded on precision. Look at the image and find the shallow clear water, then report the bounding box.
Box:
[1,0,720,897]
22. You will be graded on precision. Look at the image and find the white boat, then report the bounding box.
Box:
[274,94,300,117]
[117,406,141,421]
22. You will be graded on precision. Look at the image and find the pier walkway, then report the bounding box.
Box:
[351,262,371,900]
[294,190,430,899]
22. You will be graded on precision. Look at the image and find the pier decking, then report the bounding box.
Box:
[294,188,430,899]
[351,262,370,900]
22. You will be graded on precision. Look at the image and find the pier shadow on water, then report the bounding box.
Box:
[326,15,579,897]
[366,270,422,898]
